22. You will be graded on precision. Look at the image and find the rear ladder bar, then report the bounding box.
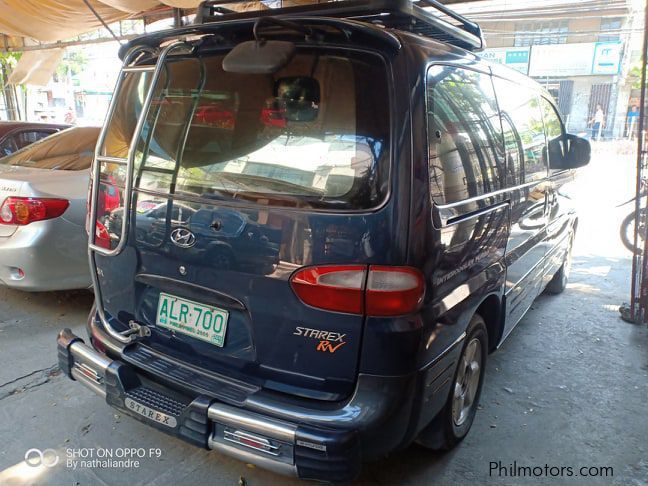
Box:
[88,41,192,344]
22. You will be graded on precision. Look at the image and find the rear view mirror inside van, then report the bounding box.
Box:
[275,76,320,122]
[222,40,296,74]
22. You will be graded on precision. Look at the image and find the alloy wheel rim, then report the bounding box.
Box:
[452,337,482,427]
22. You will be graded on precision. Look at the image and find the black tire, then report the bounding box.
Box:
[620,209,646,254]
[417,314,488,451]
[545,232,574,295]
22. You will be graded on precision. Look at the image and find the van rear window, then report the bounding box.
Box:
[104,50,390,210]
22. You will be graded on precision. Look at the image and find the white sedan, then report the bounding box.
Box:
[0,126,100,291]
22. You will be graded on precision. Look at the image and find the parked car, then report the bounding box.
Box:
[0,126,100,291]
[57,1,590,482]
[0,121,69,156]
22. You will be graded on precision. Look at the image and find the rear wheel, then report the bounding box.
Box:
[417,314,488,451]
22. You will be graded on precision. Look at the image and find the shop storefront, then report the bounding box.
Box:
[480,41,627,138]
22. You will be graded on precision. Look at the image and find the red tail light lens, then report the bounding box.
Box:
[290,265,366,314]
[365,266,425,316]
[290,265,425,316]
[0,197,69,226]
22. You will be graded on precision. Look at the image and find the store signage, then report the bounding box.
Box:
[592,41,622,75]
[528,41,623,77]
[478,47,530,74]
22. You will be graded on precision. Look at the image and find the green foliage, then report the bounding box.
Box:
[56,49,88,80]
[0,52,20,87]
[629,64,648,90]
[0,51,21,74]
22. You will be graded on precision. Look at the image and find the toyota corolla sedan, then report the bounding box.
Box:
[0,126,100,291]
[0,121,69,156]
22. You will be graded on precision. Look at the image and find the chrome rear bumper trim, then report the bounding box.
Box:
[207,439,297,477]
[67,341,110,397]
[207,402,296,443]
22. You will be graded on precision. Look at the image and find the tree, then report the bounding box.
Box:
[0,52,22,120]
[55,49,88,82]
[629,63,648,90]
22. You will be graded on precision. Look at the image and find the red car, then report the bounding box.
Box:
[194,103,236,129]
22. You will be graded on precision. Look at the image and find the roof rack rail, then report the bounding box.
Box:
[194,0,486,52]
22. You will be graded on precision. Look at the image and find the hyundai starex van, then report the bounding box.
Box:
[57,0,590,481]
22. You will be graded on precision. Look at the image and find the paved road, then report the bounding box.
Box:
[1,142,647,485]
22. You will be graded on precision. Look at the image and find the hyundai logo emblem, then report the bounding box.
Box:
[170,228,196,248]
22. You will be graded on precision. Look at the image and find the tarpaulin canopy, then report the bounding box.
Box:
[7,49,65,85]
[0,1,324,44]
[0,0,235,43]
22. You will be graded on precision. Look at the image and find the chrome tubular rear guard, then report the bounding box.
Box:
[87,41,192,344]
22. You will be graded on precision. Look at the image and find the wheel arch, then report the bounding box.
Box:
[475,294,503,353]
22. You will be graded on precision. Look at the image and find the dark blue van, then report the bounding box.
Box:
[58,0,590,481]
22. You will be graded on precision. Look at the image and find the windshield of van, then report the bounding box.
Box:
[100,49,390,210]
[0,126,99,171]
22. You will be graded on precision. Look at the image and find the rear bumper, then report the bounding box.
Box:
[0,219,90,291]
[58,323,417,482]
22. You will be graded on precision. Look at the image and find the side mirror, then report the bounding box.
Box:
[222,40,295,75]
[549,134,591,170]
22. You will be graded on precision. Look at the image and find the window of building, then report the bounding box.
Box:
[514,20,569,47]
[599,17,622,42]
[426,66,504,204]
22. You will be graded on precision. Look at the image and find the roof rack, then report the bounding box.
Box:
[194,0,486,52]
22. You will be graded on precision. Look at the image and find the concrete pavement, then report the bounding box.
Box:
[0,141,647,485]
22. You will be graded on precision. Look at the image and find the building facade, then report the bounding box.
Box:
[455,0,641,139]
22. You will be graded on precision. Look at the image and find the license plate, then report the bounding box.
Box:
[156,292,229,347]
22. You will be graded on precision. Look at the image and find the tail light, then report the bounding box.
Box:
[0,197,69,226]
[290,265,425,316]
[290,265,365,314]
[365,266,425,316]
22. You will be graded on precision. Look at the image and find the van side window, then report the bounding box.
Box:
[540,97,566,171]
[426,65,504,205]
[540,98,563,140]
[492,77,547,183]
[500,114,524,187]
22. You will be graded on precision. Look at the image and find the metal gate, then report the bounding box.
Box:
[557,79,573,121]
[621,0,648,325]
[588,83,613,138]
